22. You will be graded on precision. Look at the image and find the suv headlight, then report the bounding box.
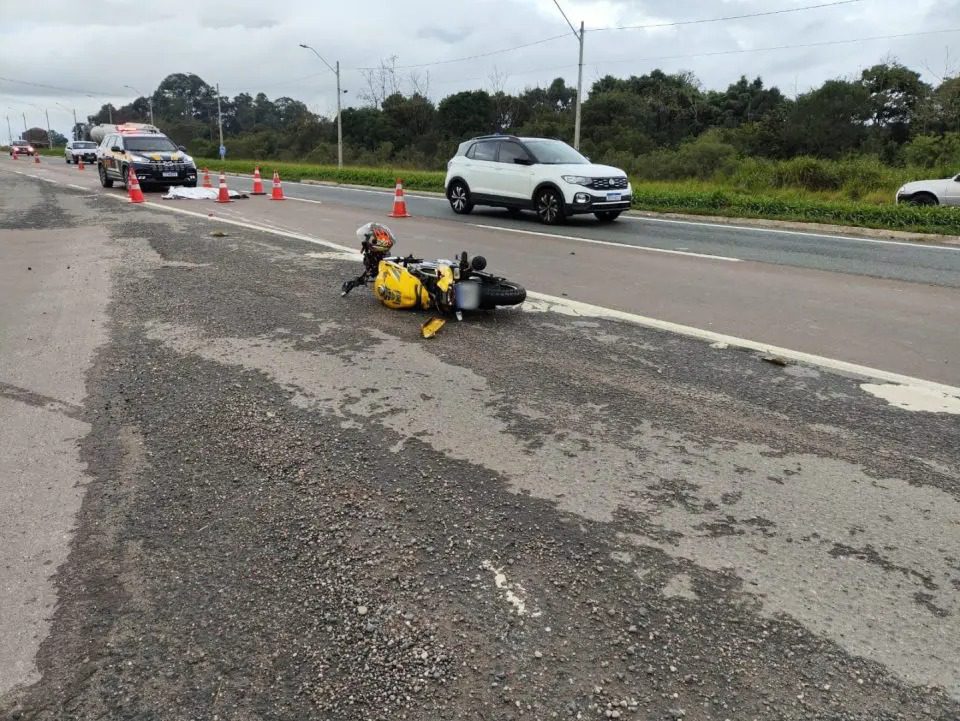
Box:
[562,175,592,186]
[129,154,151,163]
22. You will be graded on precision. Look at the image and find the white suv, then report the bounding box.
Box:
[896,174,960,206]
[445,135,632,224]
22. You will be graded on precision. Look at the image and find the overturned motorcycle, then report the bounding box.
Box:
[341,223,526,337]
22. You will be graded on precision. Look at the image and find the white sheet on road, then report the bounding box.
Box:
[161,186,247,200]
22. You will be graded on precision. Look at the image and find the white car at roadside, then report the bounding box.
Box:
[64,140,98,164]
[444,135,632,224]
[896,174,960,206]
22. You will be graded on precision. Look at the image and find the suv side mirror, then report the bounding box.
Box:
[111,146,122,153]
[178,145,187,152]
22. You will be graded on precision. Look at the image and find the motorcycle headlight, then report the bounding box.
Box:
[562,175,592,186]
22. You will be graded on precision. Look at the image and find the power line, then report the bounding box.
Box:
[354,0,866,73]
[589,28,960,68]
[0,75,118,97]
[354,33,571,71]
[426,26,957,89]
[593,0,867,32]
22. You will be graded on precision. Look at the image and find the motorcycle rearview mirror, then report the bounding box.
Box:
[471,256,487,271]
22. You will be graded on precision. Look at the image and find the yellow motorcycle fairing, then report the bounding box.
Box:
[374,259,455,310]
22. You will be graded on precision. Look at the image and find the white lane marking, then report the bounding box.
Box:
[860,383,960,414]
[66,183,88,191]
[522,292,960,401]
[8,167,959,400]
[470,223,741,262]
[304,251,362,261]
[623,214,960,251]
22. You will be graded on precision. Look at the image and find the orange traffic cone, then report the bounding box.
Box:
[202,167,212,188]
[34,152,40,164]
[215,171,233,203]
[127,166,145,204]
[389,179,411,218]
[269,171,285,201]
[251,166,266,195]
[77,156,84,171]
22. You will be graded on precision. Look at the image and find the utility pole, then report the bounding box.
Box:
[22,112,27,134]
[299,43,345,168]
[55,102,78,140]
[335,60,343,169]
[5,115,11,144]
[124,84,154,125]
[574,21,584,151]
[216,83,224,160]
[44,108,53,147]
[551,2,585,150]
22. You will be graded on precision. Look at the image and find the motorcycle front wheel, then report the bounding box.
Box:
[478,279,526,309]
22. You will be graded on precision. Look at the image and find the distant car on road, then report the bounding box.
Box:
[65,140,98,164]
[444,135,632,224]
[896,174,960,206]
[9,139,36,157]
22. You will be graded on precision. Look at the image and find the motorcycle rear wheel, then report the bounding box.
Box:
[478,279,526,309]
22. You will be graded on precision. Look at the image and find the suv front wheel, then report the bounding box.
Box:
[447,180,474,215]
[98,163,114,188]
[535,188,565,225]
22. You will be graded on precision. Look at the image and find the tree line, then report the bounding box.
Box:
[80,63,960,175]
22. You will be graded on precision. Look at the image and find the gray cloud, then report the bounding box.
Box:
[417,25,471,44]
[0,0,956,139]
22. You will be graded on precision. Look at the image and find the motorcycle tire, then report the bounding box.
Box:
[478,279,526,309]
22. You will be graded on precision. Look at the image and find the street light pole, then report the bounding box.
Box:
[44,108,53,147]
[552,1,585,150]
[574,21,585,151]
[5,116,11,144]
[124,85,154,125]
[216,83,224,157]
[299,43,345,168]
[55,102,79,140]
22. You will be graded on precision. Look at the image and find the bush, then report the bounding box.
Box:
[902,133,960,170]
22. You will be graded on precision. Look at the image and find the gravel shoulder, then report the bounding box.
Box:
[1,175,958,721]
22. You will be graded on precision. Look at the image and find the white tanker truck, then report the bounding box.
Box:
[89,122,162,144]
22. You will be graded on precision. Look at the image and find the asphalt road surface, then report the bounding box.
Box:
[1,164,959,721]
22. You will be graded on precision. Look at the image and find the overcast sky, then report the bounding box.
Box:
[1,0,957,139]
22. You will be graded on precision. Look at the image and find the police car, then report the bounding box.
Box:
[96,126,198,188]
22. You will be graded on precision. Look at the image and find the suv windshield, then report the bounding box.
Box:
[125,136,178,152]
[13,140,28,146]
[524,139,587,165]
[73,142,96,148]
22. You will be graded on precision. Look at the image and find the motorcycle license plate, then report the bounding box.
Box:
[455,281,481,310]
[606,192,621,202]
[162,171,179,177]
